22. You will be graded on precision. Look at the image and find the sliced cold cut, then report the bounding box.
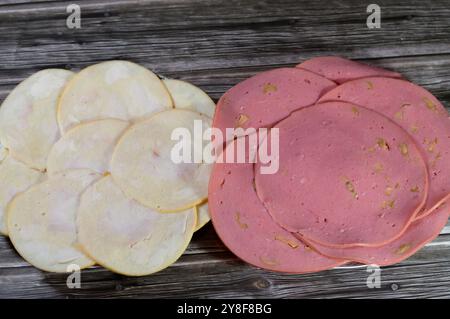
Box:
[163,79,215,118]
[302,193,450,266]
[297,56,401,84]
[319,77,450,219]
[111,109,212,212]
[0,155,43,235]
[209,135,345,273]
[47,119,129,175]
[77,176,196,276]
[195,202,210,232]
[254,102,428,248]
[0,142,7,161]
[0,69,74,170]
[213,68,336,142]
[7,169,100,272]
[58,61,172,133]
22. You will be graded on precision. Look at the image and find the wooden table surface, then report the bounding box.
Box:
[0,0,450,299]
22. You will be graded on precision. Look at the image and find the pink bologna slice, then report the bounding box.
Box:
[296,56,402,84]
[254,102,428,248]
[209,135,345,273]
[319,77,450,219]
[302,193,450,266]
[212,68,336,142]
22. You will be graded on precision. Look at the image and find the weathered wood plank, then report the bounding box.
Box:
[0,0,449,102]
[0,0,450,73]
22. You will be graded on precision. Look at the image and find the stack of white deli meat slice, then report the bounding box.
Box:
[1,61,215,275]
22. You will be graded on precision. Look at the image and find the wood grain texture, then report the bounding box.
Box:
[0,0,450,299]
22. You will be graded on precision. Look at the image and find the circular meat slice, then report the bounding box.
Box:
[209,136,345,273]
[213,68,336,142]
[0,142,8,161]
[164,80,214,227]
[58,61,172,133]
[0,69,74,170]
[47,119,129,175]
[195,202,210,232]
[7,169,100,272]
[163,79,215,118]
[303,193,450,266]
[296,56,402,84]
[111,109,212,212]
[77,176,196,276]
[255,102,428,248]
[0,155,43,235]
[319,77,450,219]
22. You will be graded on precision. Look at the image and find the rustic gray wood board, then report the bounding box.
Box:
[0,0,449,299]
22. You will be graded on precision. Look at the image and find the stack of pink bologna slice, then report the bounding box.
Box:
[209,56,450,273]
